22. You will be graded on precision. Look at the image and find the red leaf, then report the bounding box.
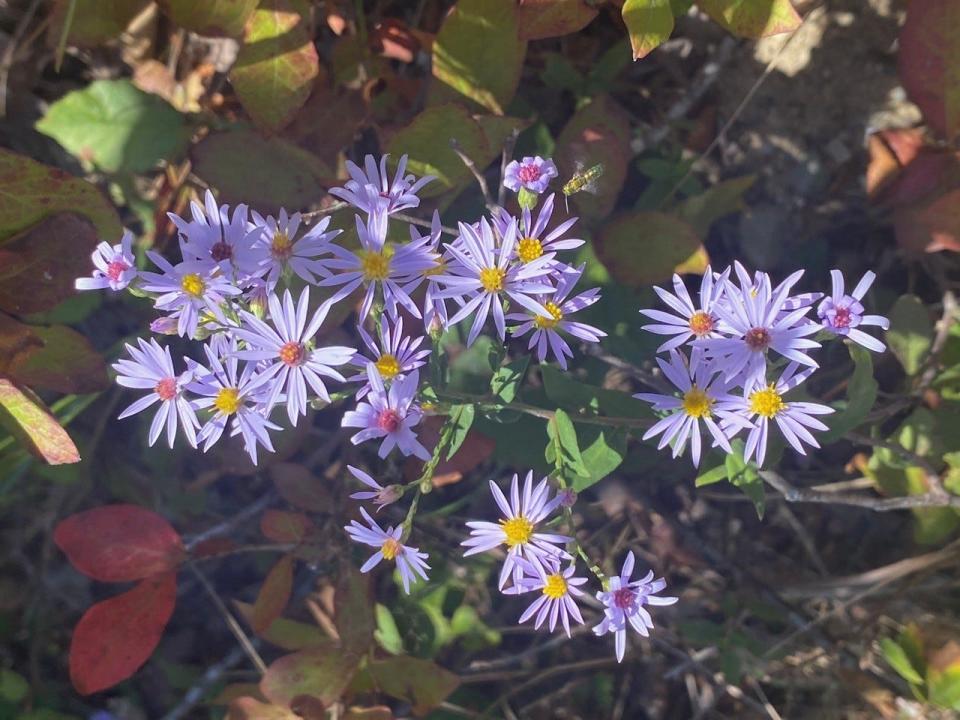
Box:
[260,510,314,544]
[917,188,960,253]
[55,504,185,582]
[517,0,598,40]
[69,572,177,695]
[268,463,333,512]
[251,556,295,634]
[898,0,960,141]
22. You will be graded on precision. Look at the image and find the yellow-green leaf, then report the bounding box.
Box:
[596,211,703,287]
[158,0,260,37]
[697,0,800,37]
[0,378,80,465]
[622,0,675,61]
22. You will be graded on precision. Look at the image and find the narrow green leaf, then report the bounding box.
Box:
[573,425,628,491]
[490,356,529,404]
[547,408,590,478]
[880,637,924,685]
[695,463,728,487]
[887,294,934,375]
[725,439,765,519]
[445,404,476,460]
[821,344,879,442]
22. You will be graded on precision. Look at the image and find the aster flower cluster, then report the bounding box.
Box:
[637,262,890,467]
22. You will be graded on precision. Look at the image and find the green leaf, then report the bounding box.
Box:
[696,0,801,38]
[191,129,330,212]
[6,324,108,395]
[695,463,728,487]
[540,365,651,419]
[887,294,934,375]
[490,356,529,404]
[0,378,80,465]
[596,211,704,288]
[725,439,765,518]
[445,404,476,460]
[354,657,460,715]
[260,648,358,707]
[0,149,121,242]
[821,344,879,442]
[158,0,260,36]
[677,175,756,236]
[516,0,599,41]
[36,79,188,174]
[386,105,499,198]
[230,0,320,133]
[929,665,960,709]
[49,0,150,46]
[573,425,628,491]
[0,668,29,703]
[430,0,526,114]
[622,0,675,61]
[546,408,590,479]
[374,603,404,655]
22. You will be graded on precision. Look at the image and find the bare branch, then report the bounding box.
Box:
[450,138,496,211]
[498,128,520,207]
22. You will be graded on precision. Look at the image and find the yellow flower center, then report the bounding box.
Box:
[375,353,401,379]
[543,573,568,599]
[360,250,390,282]
[479,267,506,293]
[534,301,563,330]
[682,386,713,418]
[381,537,402,560]
[500,516,534,547]
[748,385,785,418]
[271,230,293,260]
[688,310,715,337]
[181,273,205,297]
[213,387,241,415]
[517,236,543,263]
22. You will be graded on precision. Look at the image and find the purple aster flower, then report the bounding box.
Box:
[187,342,280,465]
[342,365,430,461]
[404,211,457,333]
[317,211,437,322]
[639,266,731,353]
[171,190,256,279]
[593,552,678,663]
[461,471,571,591]
[347,465,401,512]
[507,263,606,369]
[716,363,834,467]
[634,349,751,467]
[347,315,430,398]
[504,156,558,194]
[75,229,137,292]
[329,154,434,216]
[492,193,583,264]
[345,506,430,593]
[139,254,241,338]
[248,209,339,287]
[434,218,554,346]
[817,269,889,353]
[232,288,355,425]
[697,263,821,387]
[112,338,199,448]
[515,556,587,637]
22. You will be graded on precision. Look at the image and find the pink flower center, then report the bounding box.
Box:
[210,241,233,261]
[278,341,304,366]
[612,587,637,610]
[106,259,129,281]
[833,306,852,328]
[376,408,401,433]
[517,164,542,184]
[155,377,178,401]
[744,326,771,351]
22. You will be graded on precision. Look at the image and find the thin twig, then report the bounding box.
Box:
[299,200,351,221]
[845,431,947,498]
[160,644,251,720]
[394,211,458,237]
[450,138,496,212]
[184,492,275,551]
[187,563,268,674]
[760,469,960,511]
[498,128,520,207]
[0,0,43,117]
[919,290,959,390]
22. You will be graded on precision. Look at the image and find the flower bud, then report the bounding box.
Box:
[150,316,179,335]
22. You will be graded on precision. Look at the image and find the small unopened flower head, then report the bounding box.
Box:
[348,465,402,511]
[76,229,137,292]
[817,269,889,352]
[345,506,430,593]
[504,156,558,195]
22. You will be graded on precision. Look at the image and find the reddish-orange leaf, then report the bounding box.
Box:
[55,504,185,582]
[917,188,960,253]
[251,556,295,634]
[268,463,333,512]
[69,572,177,695]
[260,509,314,544]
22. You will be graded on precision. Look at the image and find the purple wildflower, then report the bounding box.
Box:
[318,211,437,322]
[342,365,431,461]
[504,156,558,194]
[347,315,430,398]
[187,343,280,465]
[716,362,834,467]
[461,471,571,591]
[817,270,889,352]
[492,193,583,264]
[232,288,355,425]
[139,254,240,338]
[434,218,554,346]
[639,266,730,353]
[347,465,401,512]
[112,338,199,448]
[329,154,434,216]
[172,190,256,279]
[634,349,751,467]
[248,209,339,287]
[345,506,430,593]
[516,556,587,637]
[507,263,606,369]
[75,229,137,292]
[593,552,678,663]
[698,263,821,386]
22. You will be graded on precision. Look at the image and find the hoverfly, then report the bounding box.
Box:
[561,162,604,211]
